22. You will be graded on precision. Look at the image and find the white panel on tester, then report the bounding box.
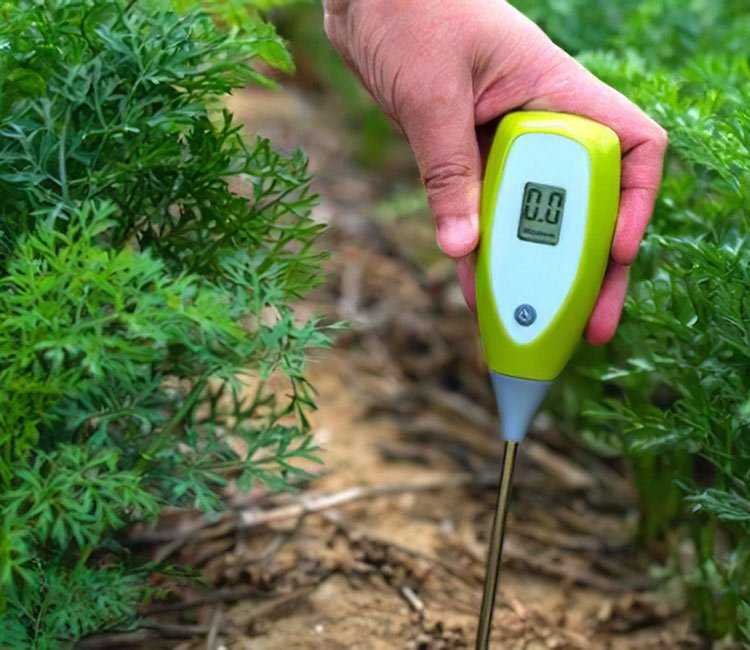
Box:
[489,133,591,345]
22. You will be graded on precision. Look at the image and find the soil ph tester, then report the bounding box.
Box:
[474,111,621,648]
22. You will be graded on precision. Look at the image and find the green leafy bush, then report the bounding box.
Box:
[0,0,327,645]
[512,0,750,641]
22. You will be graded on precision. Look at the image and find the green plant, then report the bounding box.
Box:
[0,0,328,646]
[511,0,750,641]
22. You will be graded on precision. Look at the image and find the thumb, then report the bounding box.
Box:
[401,98,481,258]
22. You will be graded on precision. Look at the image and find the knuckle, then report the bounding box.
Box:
[654,125,669,149]
[422,158,475,194]
[646,121,669,151]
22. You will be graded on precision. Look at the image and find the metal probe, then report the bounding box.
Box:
[475,440,519,650]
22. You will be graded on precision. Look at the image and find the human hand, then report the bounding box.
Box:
[324,0,667,344]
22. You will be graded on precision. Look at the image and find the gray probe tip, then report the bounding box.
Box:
[490,372,552,442]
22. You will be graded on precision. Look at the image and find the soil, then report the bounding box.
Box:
[82,85,717,649]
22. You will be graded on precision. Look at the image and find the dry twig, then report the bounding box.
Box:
[78,621,231,649]
[134,473,497,551]
[400,585,425,614]
[205,607,223,650]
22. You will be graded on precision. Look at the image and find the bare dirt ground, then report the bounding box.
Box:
[82,85,714,649]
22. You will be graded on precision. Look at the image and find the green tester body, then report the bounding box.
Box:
[476,111,621,442]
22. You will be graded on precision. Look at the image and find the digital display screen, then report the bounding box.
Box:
[517,182,566,246]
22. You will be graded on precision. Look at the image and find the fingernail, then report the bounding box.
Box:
[437,214,479,257]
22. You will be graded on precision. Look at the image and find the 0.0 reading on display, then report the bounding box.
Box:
[517,182,566,246]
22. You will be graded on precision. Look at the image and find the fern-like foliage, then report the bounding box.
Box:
[0,1,328,646]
